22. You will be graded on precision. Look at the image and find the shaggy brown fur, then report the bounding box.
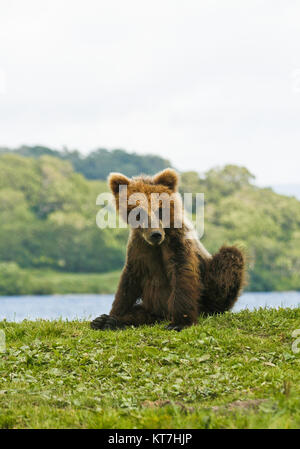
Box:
[91,168,246,331]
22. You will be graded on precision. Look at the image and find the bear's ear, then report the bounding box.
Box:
[153,168,179,191]
[108,172,130,195]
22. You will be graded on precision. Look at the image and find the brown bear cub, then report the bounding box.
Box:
[91,168,246,331]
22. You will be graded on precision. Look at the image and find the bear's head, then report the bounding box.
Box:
[108,168,182,246]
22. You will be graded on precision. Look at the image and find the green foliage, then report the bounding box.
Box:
[0,265,120,296]
[0,263,31,295]
[0,153,299,292]
[0,154,128,276]
[26,269,120,295]
[71,148,172,180]
[180,166,300,291]
[181,165,254,204]
[0,145,172,180]
[0,308,299,428]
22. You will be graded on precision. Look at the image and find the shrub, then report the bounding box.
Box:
[0,262,31,295]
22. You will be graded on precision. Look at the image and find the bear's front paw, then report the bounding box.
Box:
[90,314,123,330]
[165,323,186,332]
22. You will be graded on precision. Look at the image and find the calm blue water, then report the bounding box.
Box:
[0,291,299,322]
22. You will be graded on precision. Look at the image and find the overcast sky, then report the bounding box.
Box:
[0,1,300,185]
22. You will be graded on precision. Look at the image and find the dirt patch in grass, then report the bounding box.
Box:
[212,399,267,412]
[142,400,195,413]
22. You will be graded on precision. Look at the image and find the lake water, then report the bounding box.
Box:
[0,291,299,322]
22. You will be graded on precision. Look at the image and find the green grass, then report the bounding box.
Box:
[0,308,299,429]
[25,269,121,295]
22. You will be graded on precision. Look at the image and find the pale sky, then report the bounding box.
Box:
[0,0,300,185]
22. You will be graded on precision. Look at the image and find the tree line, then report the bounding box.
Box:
[0,148,299,292]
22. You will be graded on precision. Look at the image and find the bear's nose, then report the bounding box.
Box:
[150,231,162,242]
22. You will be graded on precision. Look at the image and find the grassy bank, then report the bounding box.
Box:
[28,269,121,294]
[1,265,299,296]
[0,308,299,429]
[0,266,121,295]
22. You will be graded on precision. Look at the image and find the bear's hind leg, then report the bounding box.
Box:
[200,246,246,314]
[90,304,163,330]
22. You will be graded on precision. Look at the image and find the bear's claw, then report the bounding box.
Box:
[90,314,123,330]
